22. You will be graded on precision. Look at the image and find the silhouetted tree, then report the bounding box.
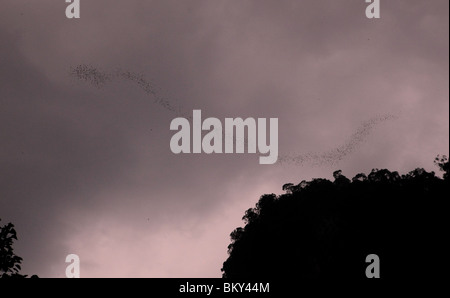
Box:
[435,155,449,180]
[222,157,448,279]
[0,219,37,278]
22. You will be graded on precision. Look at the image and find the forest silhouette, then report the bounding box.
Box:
[1,157,448,279]
[222,156,448,279]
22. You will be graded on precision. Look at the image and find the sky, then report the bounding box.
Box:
[0,0,448,277]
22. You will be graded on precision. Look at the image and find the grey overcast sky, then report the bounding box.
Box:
[0,0,448,277]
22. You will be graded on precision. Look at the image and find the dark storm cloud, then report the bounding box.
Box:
[70,63,398,166]
[0,29,153,275]
[1,0,448,277]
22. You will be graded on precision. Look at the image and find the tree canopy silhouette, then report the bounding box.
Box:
[222,157,448,279]
[0,219,37,278]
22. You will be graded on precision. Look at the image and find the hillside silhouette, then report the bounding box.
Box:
[222,156,448,279]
